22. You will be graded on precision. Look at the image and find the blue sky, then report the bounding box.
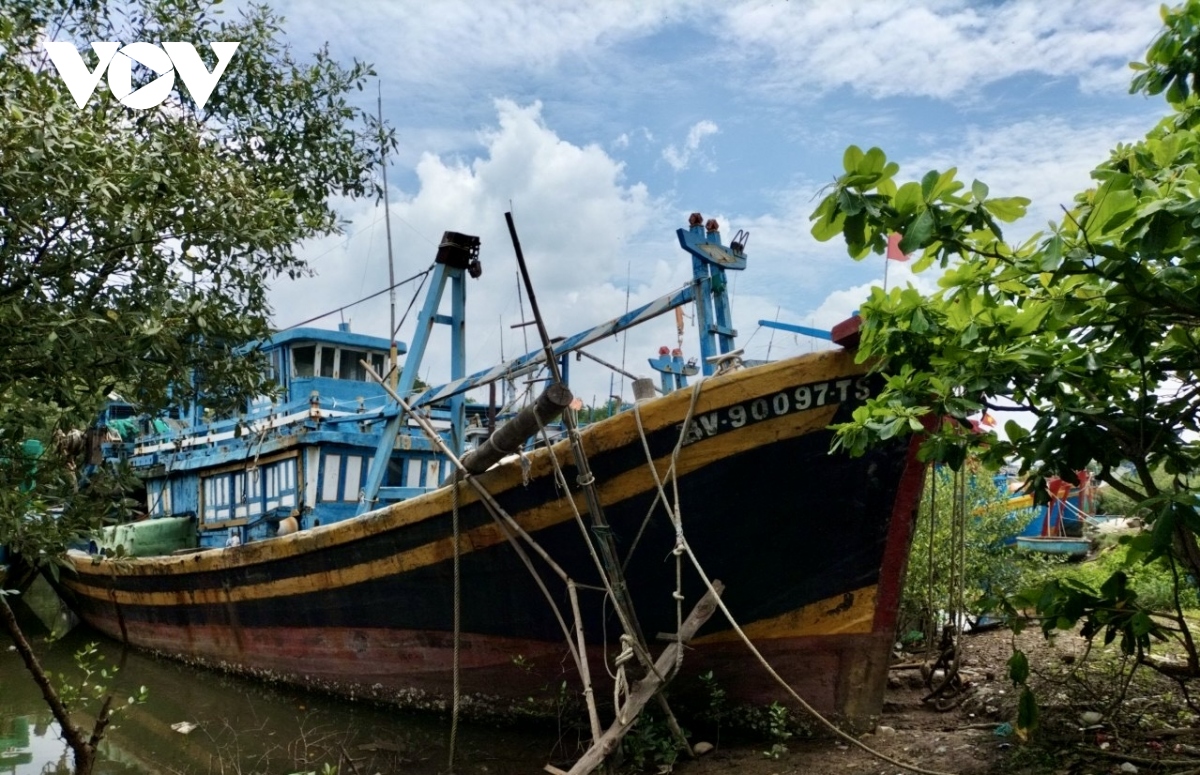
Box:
[263,0,1173,406]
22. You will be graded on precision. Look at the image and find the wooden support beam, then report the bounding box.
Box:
[558,581,724,775]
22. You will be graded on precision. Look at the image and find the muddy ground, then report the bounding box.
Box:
[620,625,1199,775]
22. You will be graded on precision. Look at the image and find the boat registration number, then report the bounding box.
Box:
[680,375,871,445]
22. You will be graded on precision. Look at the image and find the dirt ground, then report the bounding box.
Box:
[663,625,1196,775]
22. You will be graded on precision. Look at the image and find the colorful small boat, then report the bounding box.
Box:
[53,215,927,725]
[1012,474,1092,557]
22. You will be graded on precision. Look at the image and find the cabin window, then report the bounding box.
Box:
[233,472,249,519]
[246,469,263,517]
[319,346,336,378]
[340,349,368,381]
[372,352,387,378]
[264,350,282,384]
[278,459,296,508]
[293,345,316,377]
[322,454,341,501]
[203,475,233,523]
[147,480,169,516]
[343,456,362,502]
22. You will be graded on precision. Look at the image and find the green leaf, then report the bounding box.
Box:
[857,147,887,176]
[1017,687,1039,735]
[899,209,934,254]
[1085,175,1137,238]
[894,181,923,216]
[1008,301,1051,336]
[982,197,1030,222]
[843,145,865,174]
[810,196,846,242]
[1007,649,1029,685]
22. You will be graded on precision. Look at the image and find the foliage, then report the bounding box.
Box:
[0,2,385,771]
[810,0,1200,677]
[47,642,147,719]
[900,465,1062,641]
[695,670,728,745]
[0,0,388,560]
[1053,537,1200,612]
[757,702,792,760]
[620,709,686,773]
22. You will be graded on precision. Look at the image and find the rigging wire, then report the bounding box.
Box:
[276,264,433,332]
[618,262,631,401]
[391,267,431,341]
[764,305,781,362]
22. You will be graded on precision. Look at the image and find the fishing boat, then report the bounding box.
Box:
[1012,474,1093,557]
[52,214,927,726]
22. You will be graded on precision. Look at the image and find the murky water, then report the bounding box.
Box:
[1,579,570,774]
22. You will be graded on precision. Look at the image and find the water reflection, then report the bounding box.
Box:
[1,580,560,774]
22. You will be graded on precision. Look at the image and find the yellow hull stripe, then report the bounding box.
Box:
[65,349,868,608]
[693,585,878,643]
[64,401,841,606]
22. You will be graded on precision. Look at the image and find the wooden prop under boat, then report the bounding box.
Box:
[52,215,927,726]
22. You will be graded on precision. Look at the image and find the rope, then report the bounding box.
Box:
[628,378,959,775]
[925,468,937,652]
[621,380,705,571]
[447,471,462,772]
[532,415,663,680]
[613,634,635,724]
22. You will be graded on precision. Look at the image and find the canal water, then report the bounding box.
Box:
[1,579,571,774]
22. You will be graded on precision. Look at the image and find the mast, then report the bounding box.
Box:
[378,82,398,389]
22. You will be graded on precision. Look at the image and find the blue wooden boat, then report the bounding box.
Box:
[52,215,929,726]
[1009,473,1093,557]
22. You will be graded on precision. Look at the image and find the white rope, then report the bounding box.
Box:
[613,634,636,724]
[629,378,959,775]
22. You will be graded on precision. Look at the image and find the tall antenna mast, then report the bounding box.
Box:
[378,82,399,388]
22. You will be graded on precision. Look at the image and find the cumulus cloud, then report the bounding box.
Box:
[901,114,1156,237]
[662,120,719,172]
[271,101,705,406]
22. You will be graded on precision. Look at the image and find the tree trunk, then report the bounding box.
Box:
[1171,523,1200,672]
[0,593,98,774]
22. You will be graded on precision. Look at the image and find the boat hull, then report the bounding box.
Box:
[1015,536,1090,557]
[56,350,926,724]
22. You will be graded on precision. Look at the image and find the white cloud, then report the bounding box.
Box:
[900,113,1159,238]
[662,120,720,172]
[718,0,1164,100]
[272,100,704,407]
[280,0,703,87]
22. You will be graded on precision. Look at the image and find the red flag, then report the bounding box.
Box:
[886,232,909,262]
[980,412,996,427]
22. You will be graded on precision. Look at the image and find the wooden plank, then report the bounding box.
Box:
[561,581,724,775]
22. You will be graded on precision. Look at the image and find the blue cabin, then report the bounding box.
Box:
[105,324,472,550]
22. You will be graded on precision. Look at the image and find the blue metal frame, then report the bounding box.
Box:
[757,319,833,341]
[358,262,468,515]
[648,351,698,393]
[675,221,746,375]
[358,216,749,512]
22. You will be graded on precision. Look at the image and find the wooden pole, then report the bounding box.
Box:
[556,581,724,775]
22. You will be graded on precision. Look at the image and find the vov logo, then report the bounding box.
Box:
[43,41,239,110]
